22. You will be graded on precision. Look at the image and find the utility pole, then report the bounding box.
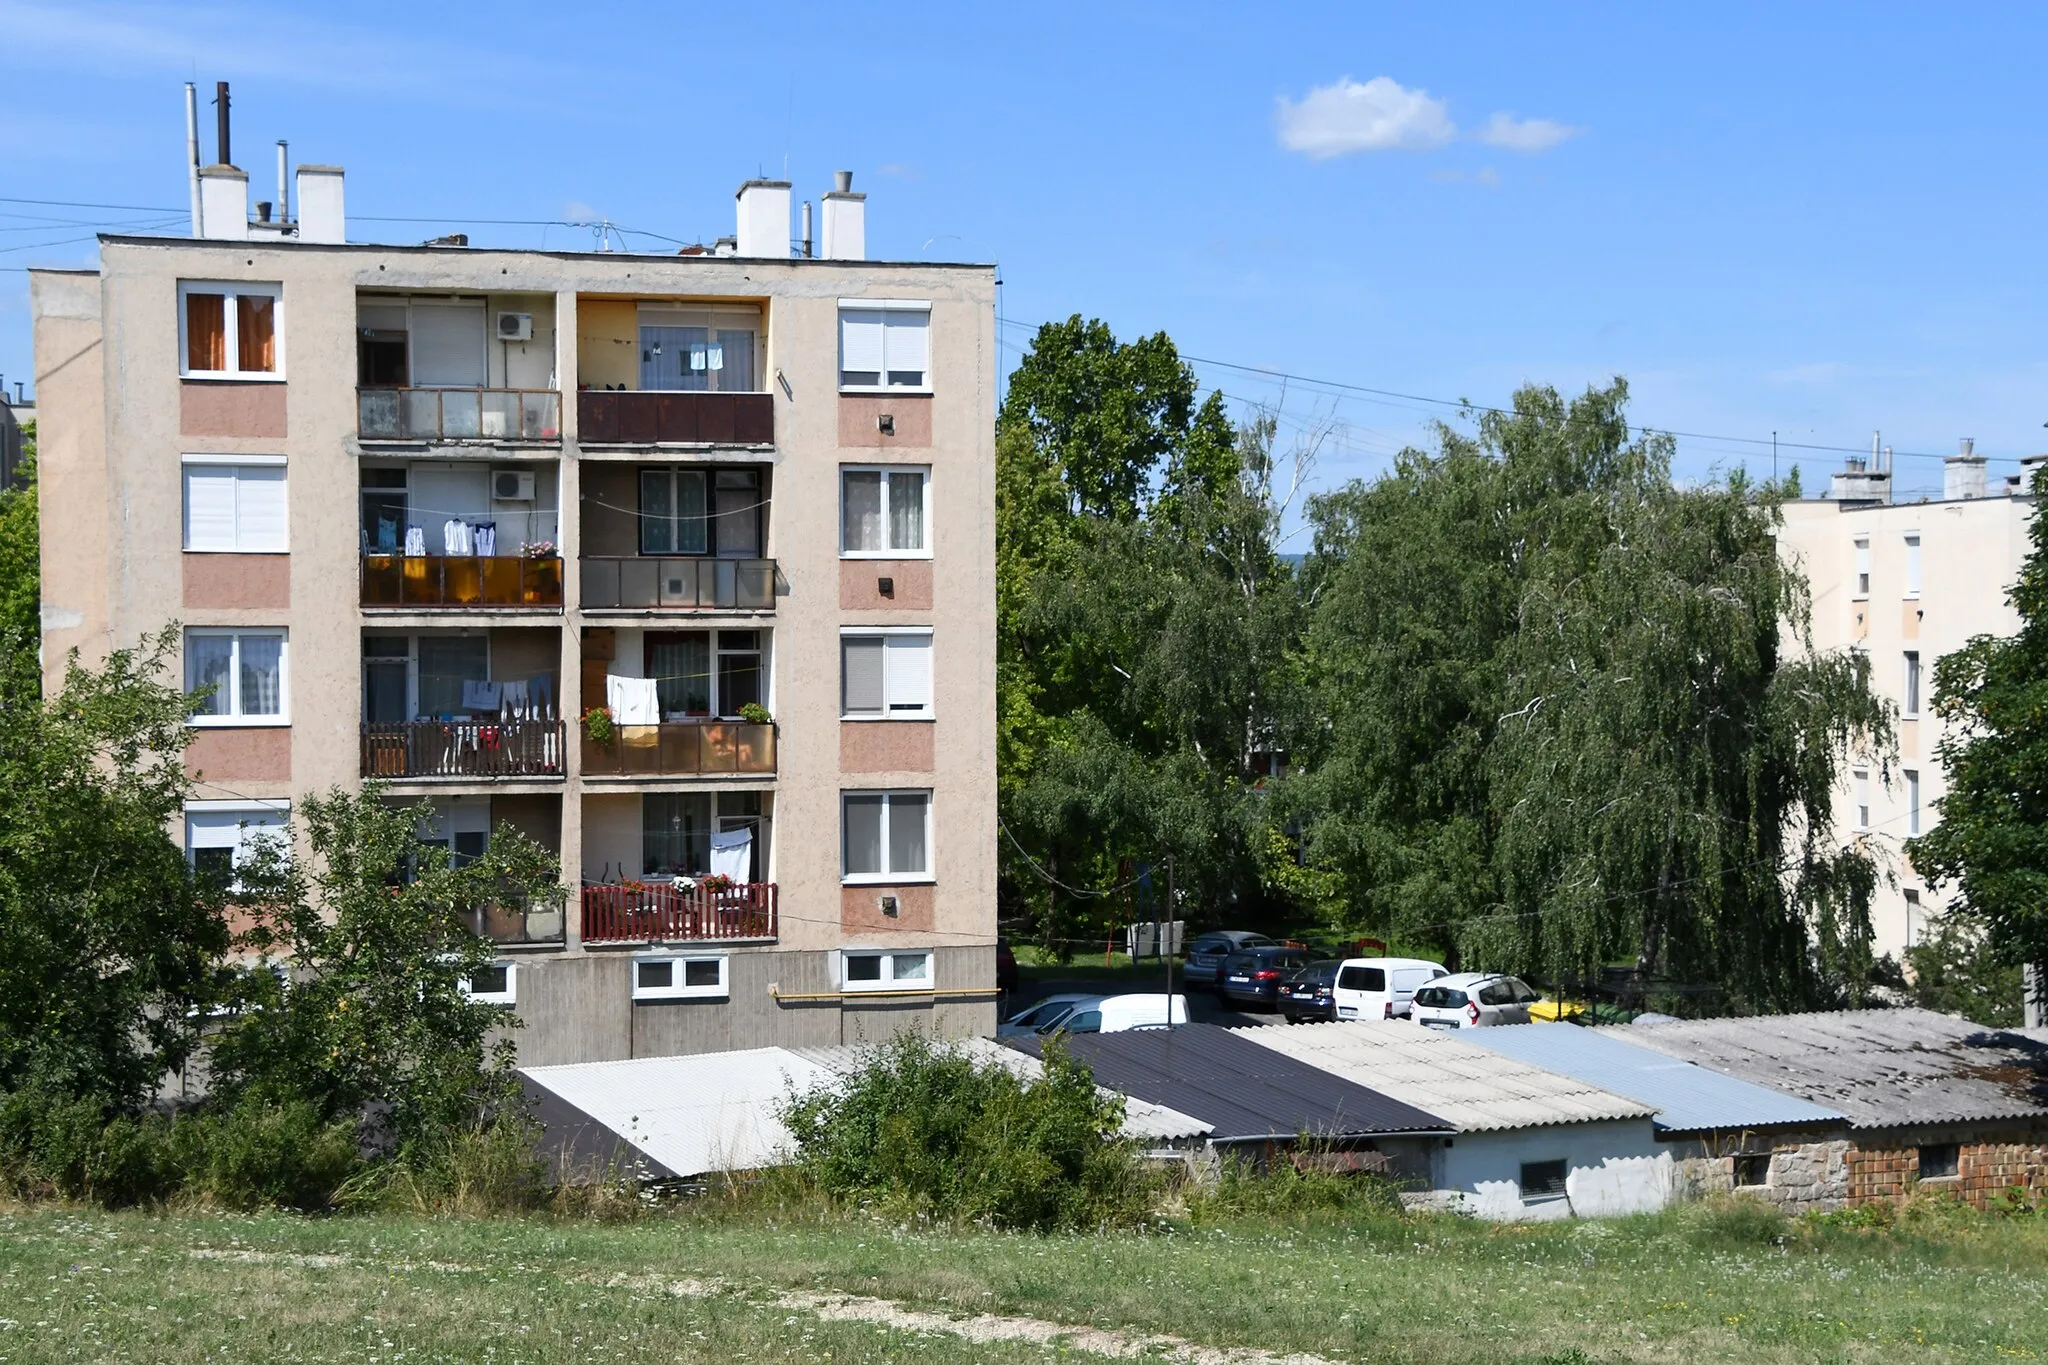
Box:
[1164,856,1176,1027]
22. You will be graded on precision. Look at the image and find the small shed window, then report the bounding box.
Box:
[1733,1153,1771,1187]
[1519,1159,1568,1202]
[1918,1143,1959,1179]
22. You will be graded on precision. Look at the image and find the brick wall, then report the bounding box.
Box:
[1847,1138,2047,1209]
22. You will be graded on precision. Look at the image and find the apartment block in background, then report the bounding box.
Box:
[30,163,999,1065]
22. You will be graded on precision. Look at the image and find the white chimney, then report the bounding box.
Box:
[735,179,791,258]
[197,164,248,241]
[294,165,346,243]
[1945,437,1988,501]
[821,170,865,261]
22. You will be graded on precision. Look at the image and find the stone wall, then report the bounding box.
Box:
[1672,1125,2048,1212]
[1674,1138,1850,1213]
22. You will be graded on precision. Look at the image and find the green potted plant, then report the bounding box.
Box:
[582,704,616,746]
[737,702,773,726]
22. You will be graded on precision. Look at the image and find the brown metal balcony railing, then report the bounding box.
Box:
[579,557,775,611]
[462,899,567,946]
[576,390,773,445]
[580,721,775,777]
[358,388,561,442]
[361,719,567,779]
[360,555,565,608]
[581,880,777,944]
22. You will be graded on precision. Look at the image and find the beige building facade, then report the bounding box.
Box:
[31,168,1000,1065]
[1775,449,2037,961]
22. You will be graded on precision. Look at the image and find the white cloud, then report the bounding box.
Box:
[1473,111,1578,153]
[1275,76,1455,158]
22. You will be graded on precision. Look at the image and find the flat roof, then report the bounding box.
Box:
[93,232,996,271]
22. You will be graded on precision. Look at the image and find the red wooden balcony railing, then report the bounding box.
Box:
[580,880,777,944]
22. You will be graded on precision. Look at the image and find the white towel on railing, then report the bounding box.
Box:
[709,829,752,883]
[403,526,426,557]
[605,675,660,725]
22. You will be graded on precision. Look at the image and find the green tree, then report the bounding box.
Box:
[1908,465,2048,1002]
[0,422,35,659]
[1904,912,2023,1027]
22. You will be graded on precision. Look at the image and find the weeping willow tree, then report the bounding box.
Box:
[1291,380,1891,1009]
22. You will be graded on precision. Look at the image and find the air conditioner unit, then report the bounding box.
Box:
[495,312,533,342]
[493,470,536,501]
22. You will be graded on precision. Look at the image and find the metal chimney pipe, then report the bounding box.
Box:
[834,169,853,193]
[801,200,813,257]
[1961,437,1975,457]
[184,83,203,235]
[277,140,289,223]
[215,80,230,166]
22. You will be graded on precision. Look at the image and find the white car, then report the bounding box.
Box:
[998,993,1101,1038]
[1037,993,1189,1035]
[1332,956,1447,1021]
[1409,973,1541,1029]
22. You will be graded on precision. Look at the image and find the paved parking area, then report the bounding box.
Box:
[1003,975,1286,1029]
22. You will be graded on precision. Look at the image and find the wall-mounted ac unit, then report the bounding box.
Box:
[496,312,533,342]
[493,470,536,501]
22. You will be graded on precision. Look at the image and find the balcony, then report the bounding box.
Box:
[577,391,773,446]
[580,721,776,778]
[361,719,567,779]
[462,898,566,946]
[360,555,564,609]
[580,557,775,611]
[358,388,561,443]
[581,880,777,945]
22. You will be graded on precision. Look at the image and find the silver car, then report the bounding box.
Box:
[1182,931,1275,986]
[997,993,1101,1038]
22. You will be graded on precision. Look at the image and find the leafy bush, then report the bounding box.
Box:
[1906,912,2022,1027]
[0,1086,176,1206]
[780,1032,1152,1231]
[1680,1194,1791,1248]
[1181,1148,1404,1223]
[173,1098,359,1210]
[368,1120,549,1217]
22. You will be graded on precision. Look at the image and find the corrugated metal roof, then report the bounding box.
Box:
[1240,1022,1655,1132]
[1010,1023,1454,1143]
[1463,1023,1845,1134]
[1621,1009,2048,1130]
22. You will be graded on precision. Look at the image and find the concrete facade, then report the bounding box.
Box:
[30,181,999,1065]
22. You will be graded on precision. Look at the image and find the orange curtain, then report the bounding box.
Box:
[185,292,226,372]
[237,294,276,373]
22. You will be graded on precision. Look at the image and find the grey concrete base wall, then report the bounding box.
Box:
[509,943,997,1068]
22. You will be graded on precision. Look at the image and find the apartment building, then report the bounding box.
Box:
[29,161,999,1066]
[1776,444,2036,960]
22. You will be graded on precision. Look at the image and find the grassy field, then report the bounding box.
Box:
[4,1197,2045,1364]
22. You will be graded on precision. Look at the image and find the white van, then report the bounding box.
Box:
[1333,957,1448,1022]
[1038,992,1190,1035]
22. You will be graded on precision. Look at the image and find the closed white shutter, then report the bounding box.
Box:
[839,309,886,385]
[183,466,238,550]
[842,636,885,715]
[884,634,932,714]
[409,302,487,386]
[235,467,287,551]
[883,312,929,386]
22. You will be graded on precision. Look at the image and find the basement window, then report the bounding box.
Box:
[840,949,933,993]
[1918,1143,1959,1180]
[632,954,728,1002]
[1733,1153,1771,1187]
[1519,1159,1568,1203]
[460,962,516,1007]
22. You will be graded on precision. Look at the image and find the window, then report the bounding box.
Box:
[1906,770,1921,837]
[841,630,933,719]
[1853,768,1870,831]
[636,305,760,392]
[180,281,282,378]
[1338,965,1386,993]
[640,466,764,558]
[643,791,765,880]
[1904,534,1922,598]
[185,802,289,888]
[1905,888,1923,945]
[1853,538,1871,597]
[838,300,930,390]
[186,629,287,724]
[644,629,764,719]
[1519,1159,1569,1202]
[1479,980,1515,1007]
[840,949,934,992]
[1918,1143,1959,1180]
[183,457,287,552]
[1904,651,1921,717]
[842,790,932,883]
[840,466,928,556]
[631,953,728,1001]
[414,634,490,720]
[1733,1153,1771,1188]
[460,962,516,1006]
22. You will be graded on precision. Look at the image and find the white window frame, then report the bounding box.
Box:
[460,961,517,1006]
[1903,533,1922,599]
[841,789,934,885]
[837,299,932,393]
[839,948,935,993]
[630,952,729,1001]
[839,464,931,559]
[1903,650,1922,718]
[1853,768,1871,831]
[184,800,290,890]
[1852,538,1871,599]
[185,628,290,726]
[1906,769,1921,837]
[181,454,288,553]
[840,628,934,720]
[178,280,285,380]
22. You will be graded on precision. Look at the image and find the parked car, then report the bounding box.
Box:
[996,938,1019,993]
[1410,972,1542,1029]
[1182,930,1276,985]
[1037,992,1188,1035]
[997,992,1100,1038]
[1332,956,1449,1022]
[1218,946,1314,1009]
[1278,960,1343,1022]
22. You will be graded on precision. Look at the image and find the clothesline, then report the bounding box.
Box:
[358,492,777,523]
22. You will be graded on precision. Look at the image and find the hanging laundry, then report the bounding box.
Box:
[706,343,724,372]
[689,346,708,371]
[443,519,474,556]
[498,679,530,720]
[404,526,427,557]
[709,828,752,883]
[529,674,555,720]
[605,675,661,725]
[474,521,497,557]
[461,680,504,712]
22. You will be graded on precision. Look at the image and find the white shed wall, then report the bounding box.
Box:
[1437,1120,1672,1221]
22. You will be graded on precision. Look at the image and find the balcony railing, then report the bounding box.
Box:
[580,721,775,777]
[360,555,565,609]
[579,557,775,611]
[358,388,561,443]
[581,880,777,944]
[577,390,773,445]
[462,899,566,946]
[361,719,566,779]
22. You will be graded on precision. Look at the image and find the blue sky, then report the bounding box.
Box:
[4,1,2045,502]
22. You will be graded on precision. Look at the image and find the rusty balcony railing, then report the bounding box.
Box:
[360,554,564,608]
[360,719,566,779]
[576,390,773,445]
[358,388,561,443]
[580,721,775,778]
[579,556,775,611]
[581,880,777,945]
